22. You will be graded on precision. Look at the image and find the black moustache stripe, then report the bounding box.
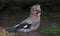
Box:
[36,11,41,14]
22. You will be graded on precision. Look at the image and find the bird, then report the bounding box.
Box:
[2,3,41,36]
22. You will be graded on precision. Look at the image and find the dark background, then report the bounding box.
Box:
[0,0,60,35]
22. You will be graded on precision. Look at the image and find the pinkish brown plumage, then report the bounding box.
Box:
[2,4,41,36]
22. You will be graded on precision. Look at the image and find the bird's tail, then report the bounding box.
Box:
[6,27,17,33]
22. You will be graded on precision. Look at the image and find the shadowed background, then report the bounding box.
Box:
[0,0,60,36]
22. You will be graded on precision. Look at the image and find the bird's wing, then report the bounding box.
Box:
[13,24,20,27]
[24,25,28,28]
[14,17,32,28]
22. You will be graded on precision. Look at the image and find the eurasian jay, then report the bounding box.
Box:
[3,4,41,33]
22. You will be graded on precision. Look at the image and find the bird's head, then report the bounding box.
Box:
[30,4,41,17]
